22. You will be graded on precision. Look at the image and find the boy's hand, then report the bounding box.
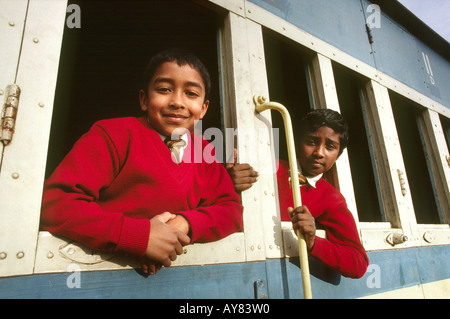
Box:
[143,212,190,272]
[288,206,316,252]
[225,148,259,192]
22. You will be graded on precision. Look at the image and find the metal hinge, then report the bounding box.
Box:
[365,23,374,45]
[254,279,268,299]
[1,84,21,145]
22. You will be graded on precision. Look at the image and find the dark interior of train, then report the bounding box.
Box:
[390,92,442,224]
[46,0,223,178]
[263,30,386,223]
[263,30,312,164]
[332,64,384,222]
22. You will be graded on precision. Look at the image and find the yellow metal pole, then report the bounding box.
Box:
[254,95,312,299]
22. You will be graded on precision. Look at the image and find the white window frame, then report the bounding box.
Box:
[0,0,68,278]
[244,0,450,254]
[2,0,449,279]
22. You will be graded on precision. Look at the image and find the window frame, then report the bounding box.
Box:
[2,0,449,279]
[0,0,68,278]
[245,0,450,253]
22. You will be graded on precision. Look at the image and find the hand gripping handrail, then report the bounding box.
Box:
[254,94,312,299]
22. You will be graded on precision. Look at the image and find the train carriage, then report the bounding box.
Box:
[0,0,449,299]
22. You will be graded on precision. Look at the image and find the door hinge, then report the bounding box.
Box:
[365,23,374,45]
[254,279,268,299]
[1,84,21,145]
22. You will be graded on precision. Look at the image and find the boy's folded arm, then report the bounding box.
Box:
[40,125,150,257]
[176,163,244,243]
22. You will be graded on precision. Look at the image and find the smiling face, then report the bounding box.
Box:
[139,61,209,137]
[298,126,341,177]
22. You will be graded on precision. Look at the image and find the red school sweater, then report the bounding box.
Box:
[40,116,243,257]
[277,160,369,278]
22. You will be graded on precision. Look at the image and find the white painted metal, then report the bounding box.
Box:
[0,0,67,277]
[418,109,450,224]
[360,80,420,248]
[34,231,245,274]
[0,0,28,165]
[220,12,282,260]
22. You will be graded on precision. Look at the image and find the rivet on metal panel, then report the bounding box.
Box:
[16,251,24,259]
[33,38,39,43]
[423,231,434,243]
[0,252,7,260]
[11,172,19,179]
[47,251,54,259]
[38,102,45,108]
[8,21,15,27]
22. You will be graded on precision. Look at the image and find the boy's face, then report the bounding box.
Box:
[139,61,209,137]
[298,126,341,177]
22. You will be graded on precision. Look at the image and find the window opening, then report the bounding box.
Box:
[441,115,450,154]
[262,30,313,162]
[332,64,383,222]
[390,92,441,224]
[45,0,222,178]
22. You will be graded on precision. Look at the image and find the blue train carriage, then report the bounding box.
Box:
[0,0,449,299]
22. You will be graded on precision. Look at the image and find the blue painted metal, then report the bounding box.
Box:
[0,245,448,299]
[0,261,268,299]
[266,245,449,299]
[249,0,375,68]
[249,0,450,109]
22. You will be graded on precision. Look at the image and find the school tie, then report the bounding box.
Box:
[289,171,307,188]
[165,138,186,164]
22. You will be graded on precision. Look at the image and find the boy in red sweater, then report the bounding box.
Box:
[41,49,243,275]
[226,109,369,278]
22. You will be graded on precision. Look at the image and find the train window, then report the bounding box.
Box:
[441,115,450,153]
[332,65,384,223]
[46,0,222,178]
[390,92,442,224]
[262,30,313,162]
[36,0,249,273]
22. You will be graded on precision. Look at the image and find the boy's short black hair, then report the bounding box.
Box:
[298,109,349,156]
[141,48,211,102]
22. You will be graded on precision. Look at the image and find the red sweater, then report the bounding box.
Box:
[277,160,369,278]
[41,117,243,257]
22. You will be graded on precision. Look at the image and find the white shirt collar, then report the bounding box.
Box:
[305,174,323,188]
[297,160,322,188]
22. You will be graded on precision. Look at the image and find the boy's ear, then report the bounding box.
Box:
[200,100,209,119]
[139,89,148,111]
